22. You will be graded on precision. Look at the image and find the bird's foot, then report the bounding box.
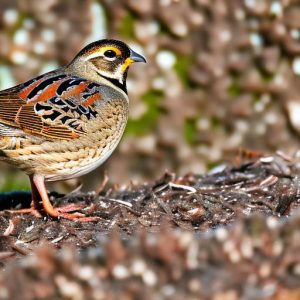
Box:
[7,207,42,218]
[55,211,99,222]
[56,203,86,213]
[55,203,99,222]
[7,203,99,222]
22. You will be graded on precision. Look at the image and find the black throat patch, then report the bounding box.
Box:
[96,71,127,94]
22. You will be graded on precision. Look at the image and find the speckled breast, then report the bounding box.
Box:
[2,97,129,181]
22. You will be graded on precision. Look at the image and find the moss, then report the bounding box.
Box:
[174,55,192,87]
[184,118,198,145]
[119,12,135,38]
[211,116,222,128]
[207,161,222,171]
[252,93,262,104]
[1,173,30,192]
[260,70,275,82]
[228,81,242,98]
[126,90,162,136]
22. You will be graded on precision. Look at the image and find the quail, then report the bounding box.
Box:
[0,39,146,220]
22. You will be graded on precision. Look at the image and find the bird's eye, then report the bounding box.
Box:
[104,50,117,58]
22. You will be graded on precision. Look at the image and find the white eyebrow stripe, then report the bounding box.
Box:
[84,52,104,61]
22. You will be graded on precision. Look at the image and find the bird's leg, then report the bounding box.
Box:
[32,175,85,214]
[32,175,59,218]
[32,174,98,221]
[7,176,42,217]
[30,175,43,210]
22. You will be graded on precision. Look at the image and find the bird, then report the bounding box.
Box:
[0,39,146,221]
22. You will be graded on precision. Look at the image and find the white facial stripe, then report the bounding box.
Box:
[104,57,116,61]
[85,52,117,62]
[84,52,104,61]
[115,64,125,83]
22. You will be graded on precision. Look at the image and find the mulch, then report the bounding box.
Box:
[1,153,300,299]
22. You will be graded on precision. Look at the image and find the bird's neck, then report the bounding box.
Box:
[95,70,128,95]
[67,59,128,97]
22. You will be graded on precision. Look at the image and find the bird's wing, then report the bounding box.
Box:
[0,73,102,140]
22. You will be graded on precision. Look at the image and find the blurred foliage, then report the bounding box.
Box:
[126,91,162,136]
[0,172,29,192]
[119,12,135,38]
[174,55,192,88]
[184,119,197,145]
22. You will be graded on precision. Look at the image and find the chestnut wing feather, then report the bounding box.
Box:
[0,73,102,140]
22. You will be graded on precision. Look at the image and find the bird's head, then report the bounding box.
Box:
[70,39,146,93]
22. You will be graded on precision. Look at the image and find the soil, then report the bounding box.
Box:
[1,153,300,299]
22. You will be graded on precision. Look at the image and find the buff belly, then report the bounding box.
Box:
[44,138,122,181]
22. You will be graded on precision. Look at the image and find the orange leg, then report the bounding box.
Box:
[32,175,59,217]
[30,175,42,209]
[32,175,99,221]
[7,176,43,217]
[8,175,99,222]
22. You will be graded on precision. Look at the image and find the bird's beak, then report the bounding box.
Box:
[130,49,147,63]
[121,49,146,72]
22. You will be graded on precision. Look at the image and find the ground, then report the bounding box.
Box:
[1,153,300,299]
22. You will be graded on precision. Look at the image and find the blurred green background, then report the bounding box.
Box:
[0,0,300,192]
